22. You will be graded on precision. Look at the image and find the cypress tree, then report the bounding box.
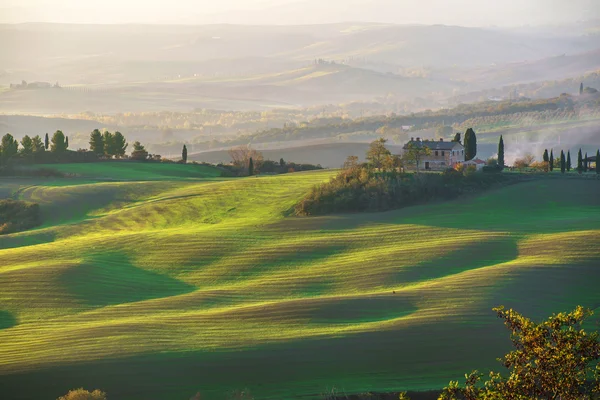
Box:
[44,133,49,150]
[182,144,187,163]
[549,149,554,171]
[65,136,69,149]
[498,135,505,169]
[567,151,572,171]
[580,82,584,95]
[280,158,285,167]
[453,132,461,143]
[577,149,583,174]
[596,149,600,175]
[560,150,566,174]
[543,149,549,162]
[248,157,254,176]
[584,152,588,172]
[464,128,477,161]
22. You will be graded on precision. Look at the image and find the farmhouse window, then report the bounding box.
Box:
[435,151,439,156]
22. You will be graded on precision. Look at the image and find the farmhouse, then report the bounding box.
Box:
[402,137,465,171]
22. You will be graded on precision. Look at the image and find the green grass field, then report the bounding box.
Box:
[1,163,599,400]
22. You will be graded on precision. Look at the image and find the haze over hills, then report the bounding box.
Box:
[3,0,600,26]
[1,21,600,116]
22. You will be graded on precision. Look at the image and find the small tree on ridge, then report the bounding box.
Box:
[498,135,504,169]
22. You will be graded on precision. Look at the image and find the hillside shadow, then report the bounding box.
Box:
[60,252,195,307]
[392,237,519,286]
[0,229,57,250]
[0,310,17,330]
[308,295,418,325]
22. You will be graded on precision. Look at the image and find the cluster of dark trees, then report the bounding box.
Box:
[541,147,599,174]
[295,166,516,216]
[0,129,157,166]
[88,129,127,158]
[0,199,41,235]
[0,131,83,165]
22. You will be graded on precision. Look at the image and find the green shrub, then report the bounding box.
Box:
[0,199,41,234]
[295,168,516,216]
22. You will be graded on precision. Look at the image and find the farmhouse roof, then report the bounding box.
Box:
[464,158,486,165]
[402,138,463,151]
[584,155,597,162]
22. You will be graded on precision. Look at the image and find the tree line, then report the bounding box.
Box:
[0,130,154,165]
[513,147,599,174]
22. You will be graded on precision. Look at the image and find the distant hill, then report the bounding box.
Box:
[2,22,598,84]
[0,64,460,113]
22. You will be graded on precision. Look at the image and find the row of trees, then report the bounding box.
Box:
[0,129,156,165]
[539,148,599,174]
[0,131,71,164]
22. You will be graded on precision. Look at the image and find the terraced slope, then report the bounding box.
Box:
[0,168,599,400]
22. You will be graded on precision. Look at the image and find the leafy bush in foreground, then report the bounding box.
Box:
[295,167,515,216]
[439,306,600,400]
[58,388,107,400]
[0,199,41,234]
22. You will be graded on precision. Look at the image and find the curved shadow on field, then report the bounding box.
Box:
[0,320,507,400]
[0,229,57,250]
[306,295,418,325]
[59,252,195,307]
[393,237,519,285]
[0,310,17,330]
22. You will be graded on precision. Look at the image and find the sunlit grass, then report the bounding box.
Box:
[0,168,599,399]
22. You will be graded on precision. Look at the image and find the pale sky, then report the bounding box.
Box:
[1,0,598,26]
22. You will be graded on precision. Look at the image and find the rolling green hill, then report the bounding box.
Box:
[1,166,599,399]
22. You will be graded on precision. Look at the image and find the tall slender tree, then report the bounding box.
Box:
[89,129,104,156]
[248,157,254,176]
[560,150,566,174]
[549,149,554,171]
[580,82,584,95]
[65,136,69,149]
[577,148,583,174]
[543,149,549,163]
[453,132,461,143]
[584,152,588,172]
[44,133,49,150]
[182,144,188,164]
[498,135,504,169]
[567,150,572,171]
[463,128,477,161]
[596,150,600,175]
